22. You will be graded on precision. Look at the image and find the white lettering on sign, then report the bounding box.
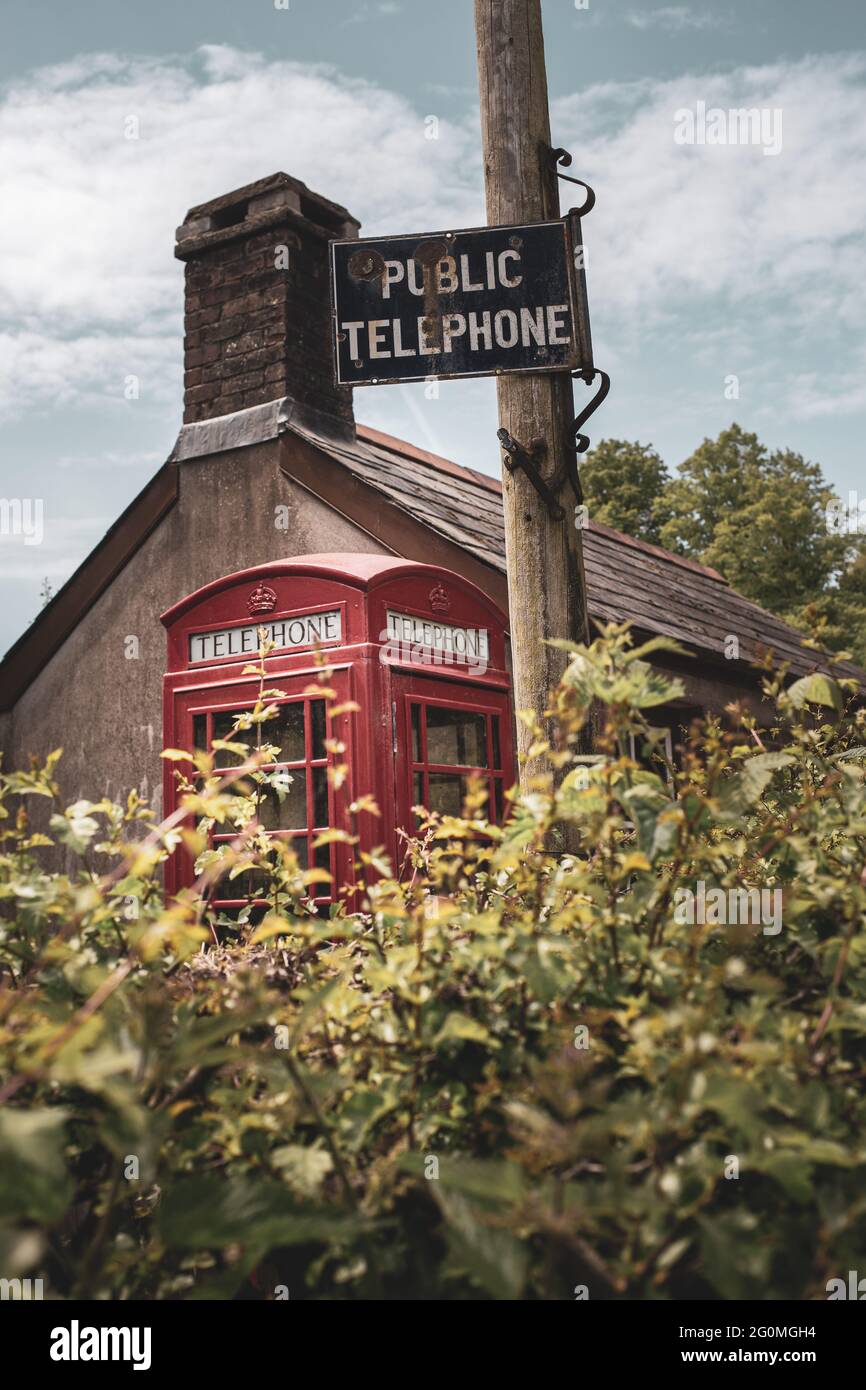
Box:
[385,611,490,664]
[341,304,570,361]
[380,249,523,299]
[188,609,342,664]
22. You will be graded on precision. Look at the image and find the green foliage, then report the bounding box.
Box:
[660,427,848,619]
[658,423,770,558]
[580,423,866,667]
[1,629,866,1300]
[805,547,866,668]
[578,438,671,545]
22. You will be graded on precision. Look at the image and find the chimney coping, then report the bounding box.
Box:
[175,171,360,260]
[169,394,355,460]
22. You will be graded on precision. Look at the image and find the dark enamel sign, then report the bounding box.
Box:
[330,219,584,386]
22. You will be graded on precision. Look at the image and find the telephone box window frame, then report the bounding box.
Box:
[191,691,339,912]
[398,683,510,828]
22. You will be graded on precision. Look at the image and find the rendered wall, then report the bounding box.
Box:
[3,436,388,836]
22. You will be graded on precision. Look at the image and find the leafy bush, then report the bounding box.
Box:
[1,628,865,1300]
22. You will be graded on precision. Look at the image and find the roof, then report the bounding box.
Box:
[312,422,866,684]
[1,407,862,710]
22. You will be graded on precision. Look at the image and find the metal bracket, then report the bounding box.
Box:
[549,147,596,217]
[497,429,565,521]
[571,367,611,455]
[549,144,610,454]
[497,152,609,522]
[497,369,610,520]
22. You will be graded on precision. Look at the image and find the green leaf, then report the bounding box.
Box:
[753,1151,814,1203]
[715,752,795,818]
[433,1013,496,1048]
[0,1109,71,1224]
[49,801,102,853]
[288,974,347,1047]
[156,1176,361,1251]
[626,636,691,664]
[434,1188,527,1299]
[620,784,670,858]
[699,1210,770,1300]
[700,1076,763,1136]
[399,1153,524,1206]
[271,1145,334,1198]
[788,673,844,714]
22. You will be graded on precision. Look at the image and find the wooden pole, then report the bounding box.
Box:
[474,0,590,786]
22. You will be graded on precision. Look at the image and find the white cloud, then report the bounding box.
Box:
[56,448,164,471]
[625,6,720,31]
[787,356,866,421]
[0,329,180,420]
[343,2,403,23]
[0,514,112,580]
[0,42,864,446]
[0,45,480,418]
[552,53,866,329]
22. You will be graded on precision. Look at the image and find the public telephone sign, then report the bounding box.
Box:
[330,220,582,386]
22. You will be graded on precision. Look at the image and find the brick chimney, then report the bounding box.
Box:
[175,172,360,440]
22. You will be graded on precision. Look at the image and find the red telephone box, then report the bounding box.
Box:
[161,554,513,912]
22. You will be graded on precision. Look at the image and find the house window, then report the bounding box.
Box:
[409,700,505,823]
[195,696,332,908]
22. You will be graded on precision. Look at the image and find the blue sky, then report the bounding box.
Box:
[0,0,864,655]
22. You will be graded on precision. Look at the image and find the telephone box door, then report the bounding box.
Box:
[392,673,514,834]
[167,667,354,912]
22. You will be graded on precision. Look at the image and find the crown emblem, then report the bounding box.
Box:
[429,582,451,614]
[247,582,277,615]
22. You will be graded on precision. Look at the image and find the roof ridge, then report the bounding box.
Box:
[354,423,728,585]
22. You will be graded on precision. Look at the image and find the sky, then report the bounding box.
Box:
[0,0,864,656]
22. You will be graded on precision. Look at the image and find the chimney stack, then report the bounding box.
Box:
[175,172,360,440]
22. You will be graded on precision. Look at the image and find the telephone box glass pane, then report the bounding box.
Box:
[269,702,306,764]
[312,766,329,827]
[212,709,249,766]
[425,706,487,768]
[411,704,422,762]
[310,700,326,760]
[192,713,207,755]
[225,868,270,901]
[427,773,468,817]
[258,774,307,831]
[491,715,501,770]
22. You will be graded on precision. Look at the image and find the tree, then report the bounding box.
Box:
[806,545,866,664]
[658,423,768,557]
[578,439,671,545]
[582,424,866,666]
[659,425,847,615]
